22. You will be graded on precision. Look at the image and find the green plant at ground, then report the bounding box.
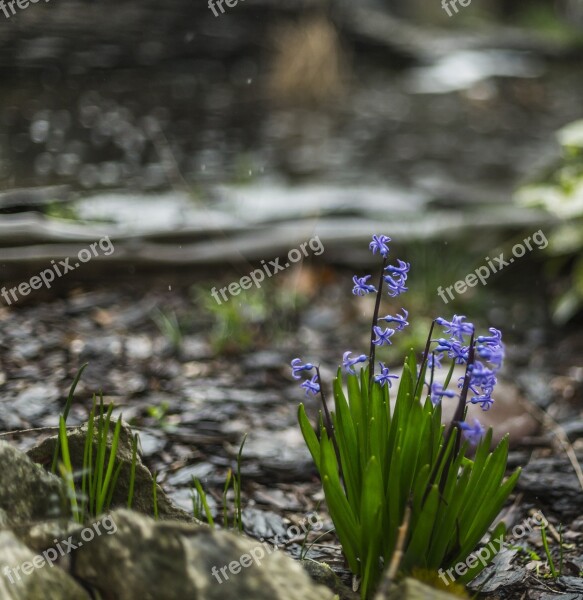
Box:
[541,523,558,577]
[55,366,138,524]
[198,287,262,352]
[192,477,215,528]
[194,280,306,354]
[541,522,566,579]
[291,235,521,598]
[189,434,247,531]
[51,363,88,473]
[146,401,171,430]
[58,393,136,524]
[152,308,183,352]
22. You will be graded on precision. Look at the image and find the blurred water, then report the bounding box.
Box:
[0,26,582,214]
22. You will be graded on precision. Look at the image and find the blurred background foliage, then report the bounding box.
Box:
[516,119,583,325]
[2,0,583,350]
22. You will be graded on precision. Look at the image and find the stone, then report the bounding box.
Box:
[0,530,90,599]
[72,509,336,600]
[0,442,65,526]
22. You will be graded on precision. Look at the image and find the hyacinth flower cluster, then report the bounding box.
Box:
[291,235,520,599]
[426,316,506,443]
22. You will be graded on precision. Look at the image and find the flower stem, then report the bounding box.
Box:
[368,257,388,386]
[413,320,436,400]
[315,366,344,484]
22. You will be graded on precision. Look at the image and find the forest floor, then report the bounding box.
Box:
[0,269,582,599]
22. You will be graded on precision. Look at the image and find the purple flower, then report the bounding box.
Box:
[434,338,469,364]
[428,352,443,370]
[459,419,486,445]
[342,351,368,375]
[372,326,395,346]
[374,362,399,388]
[379,308,409,331]
[430,382,457,405]
[476,328,505,368]
[300,375,321,397]
[352,275,377,296]
[461,361,497,395]
[477,328,502,346]
[369,234,391,258]
[476,344,505,368]
[385,275,408,298]
[291,358,315,380]
[435,315,474,343]
[470,391,495,411]
[385,260,410,279]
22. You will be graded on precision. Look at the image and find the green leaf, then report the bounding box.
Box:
[402,484,440,570]
[360,456,384,598]
[52,363,88,473]
[457,521,507,584]
[97,414,122,514]
[298,404,321,466]
[320,431,360,572]
[58,415,80,522]
[332,389,361,513]
[193,478,215,528]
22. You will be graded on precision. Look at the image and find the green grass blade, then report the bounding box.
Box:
[127,433,139,509]
[97,415,122,514]
[52,363,88,473]
[105,462,123,511]
[193,478,215,529]
[58,415,80,523]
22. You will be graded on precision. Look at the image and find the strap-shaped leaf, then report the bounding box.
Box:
[402,484,440,570]
[320,432,360,572]
[360,456,384,598]
[298,404,321,466]
[384,442,403,559]
[452,467,521,564]
[428,465,472,567]
[457,521,507,585]
[332,406,361,513]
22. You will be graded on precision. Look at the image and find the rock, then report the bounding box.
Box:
[516,456,583,518]
[0,530,90,599]
[0,442,66,526]
[26,421,191,522]
[301,560,358,600]
[72,509,336,600]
